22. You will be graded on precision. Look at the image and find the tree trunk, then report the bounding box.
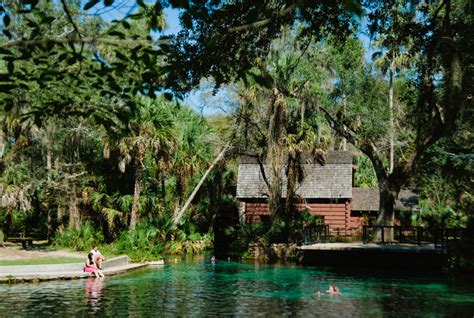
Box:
[363,144,400,241]
[389,62,395,173]
[316,125,321,147]
[376,186,396,226]
[267,88,287,221]
[130,146,144,230]
[374,178,398,241]
[3,207,12,235]
[341,94,347,151]
[353,138,403,242]
[172,175,184,221]
[46,147,52,182]
[45,121,53,183]
[57,205,64,234]
[284,151,301,239]
[47,209,52,243]
[0,129,5,158]
[68,197,80,230]
[172,142,231,227]
[267,157,284,221]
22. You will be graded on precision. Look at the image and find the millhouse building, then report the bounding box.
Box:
[236,151,418,232]
[237,151,362,231]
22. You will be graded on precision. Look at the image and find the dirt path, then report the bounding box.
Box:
[0,244,85,260]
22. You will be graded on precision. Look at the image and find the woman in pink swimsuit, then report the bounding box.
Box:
[84,252,104,278]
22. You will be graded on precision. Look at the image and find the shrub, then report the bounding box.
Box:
[54,221,104,251]
[112,223,164,262]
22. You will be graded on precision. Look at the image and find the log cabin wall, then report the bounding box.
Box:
[243,199,355,231]
[295,202,348,230]
[244,202,269,222]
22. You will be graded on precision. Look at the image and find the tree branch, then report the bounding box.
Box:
[319,105,359,143]
[0,36,168,49]
[229,4,297,32]
[60,0,82,38]
[319,104,389,182]
[430,0,447,21]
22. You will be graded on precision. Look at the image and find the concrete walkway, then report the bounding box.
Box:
[0,256,147,283]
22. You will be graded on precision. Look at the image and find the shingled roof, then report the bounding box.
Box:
[239,150,352,164]
[351,188,419,211]
[351,188,379,211]
[236,151,353,199]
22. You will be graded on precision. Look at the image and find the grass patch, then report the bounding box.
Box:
[0,257,83,266]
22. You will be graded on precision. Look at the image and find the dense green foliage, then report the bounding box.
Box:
[0,1,471,267]
[0,92,234,259]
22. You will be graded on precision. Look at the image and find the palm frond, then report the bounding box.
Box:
[101,207,124,230]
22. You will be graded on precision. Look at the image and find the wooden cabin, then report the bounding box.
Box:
[236,151,355,231]
[236,151,418,232]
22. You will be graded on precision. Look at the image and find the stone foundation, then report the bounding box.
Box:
[247,243,302,261]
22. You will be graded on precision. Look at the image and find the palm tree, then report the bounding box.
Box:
[235,29,333,237]
[372,38,414,173]
[118,95,176,230]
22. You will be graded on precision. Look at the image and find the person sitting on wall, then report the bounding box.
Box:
[91,245,106,270]
[84,252,105,278]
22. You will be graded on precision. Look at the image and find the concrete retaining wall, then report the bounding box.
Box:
[101,255,129,269]
[0,256,129,275]
[0,256,141,283]
[0,263,84,274]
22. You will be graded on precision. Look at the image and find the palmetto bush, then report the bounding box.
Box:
[112,223,165,262]
[110,220,214,261]
[54,221,104,251]
[166,230,213,255]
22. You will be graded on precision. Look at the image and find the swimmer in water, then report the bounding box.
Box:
[326,285,341,295]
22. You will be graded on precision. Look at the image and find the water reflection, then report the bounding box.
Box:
[0,259,473,317]
[84,277,104,313]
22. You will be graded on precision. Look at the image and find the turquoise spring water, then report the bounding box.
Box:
[1,257,473,317]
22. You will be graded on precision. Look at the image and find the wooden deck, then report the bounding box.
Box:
[298,242,447,269]
[299,242,444,253]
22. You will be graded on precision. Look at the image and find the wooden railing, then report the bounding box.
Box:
[329,227,361,238]
[303,225,467,248]
[362,226,425,244]
[362,225,466,248]
[303,224,329,244]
